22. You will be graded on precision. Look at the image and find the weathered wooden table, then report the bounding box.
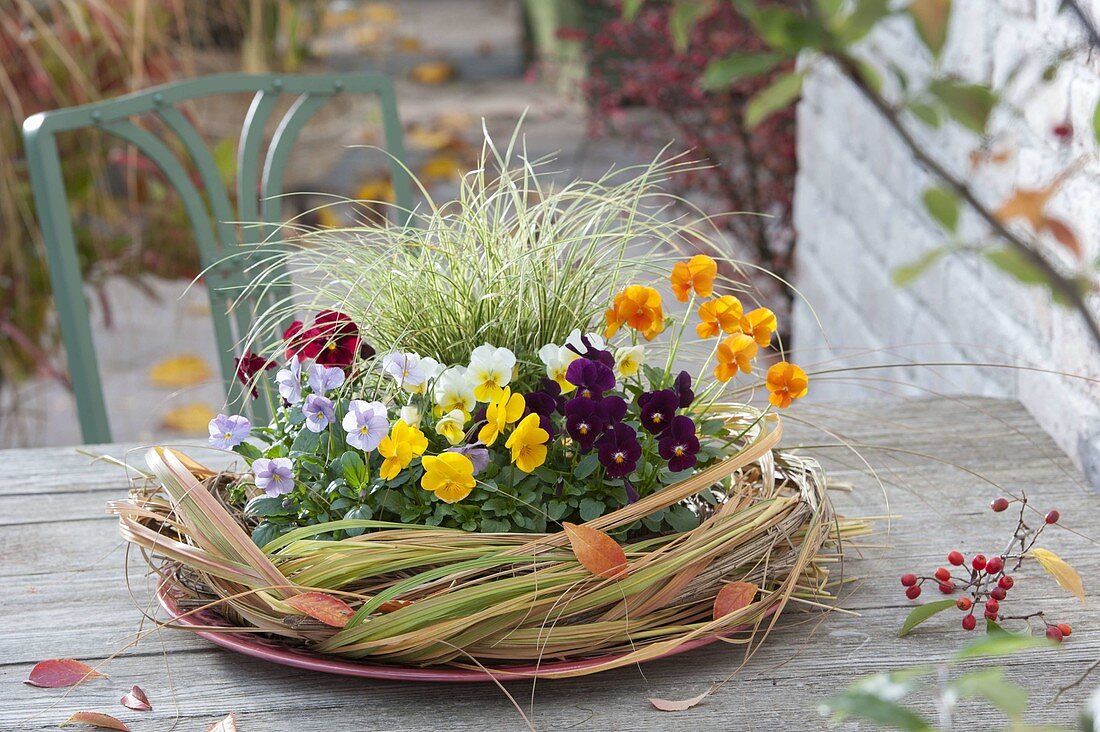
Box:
[2,398,1096,730]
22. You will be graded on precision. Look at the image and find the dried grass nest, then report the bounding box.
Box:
[110,415,863,679]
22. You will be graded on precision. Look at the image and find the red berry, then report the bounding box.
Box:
[990,586,1007,601]
[947,550,965,566]
[956,597,972,611]
[1046,625,1064,643]
[990,497,1010,512]
[934,567,951,582]
[985,598,1000,614]
[938,582,955,594]
[1045,510,1060,524]
[972,554,987,571]
[905,585,922,600]
[985,556,1004,575]
[999,575,1014,590]
[1057,623,1072,637]
[1053,123,1073,140]
[962,614,977,631]
[901,573,917,587]
[985,610,999,620]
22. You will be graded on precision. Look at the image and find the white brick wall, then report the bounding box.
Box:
[792,0,1100,486]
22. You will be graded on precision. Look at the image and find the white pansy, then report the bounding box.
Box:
[467,345,516,401]
[433,366,476,415]
[435,409,468,445]
[565,329,606,353]
[382,352,431,393]
[399,405,422,428]
[614,345,645,377]
[538,342,579,393]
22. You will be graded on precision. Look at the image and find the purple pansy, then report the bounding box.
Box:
[341,399,389,452]
[446,445,490,475]
[565,397,607,452]
[565,358,615,400]
[253,457,294,497]
[307,362,345,395]
[658,415,700,472]
[624,479,639,504]
[565,333,615,369]
[597,423,642,479]
[538,378,566,413]
[673,370,694,408]
[303,393,336,433]
[275,356,303,405]
[208,413,251,449]
[638,389,678,434]
[599,394,628,424]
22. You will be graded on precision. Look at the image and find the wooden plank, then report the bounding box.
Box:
[2,397,1097,730]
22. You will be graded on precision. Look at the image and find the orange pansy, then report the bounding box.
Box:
[604,285,665,340]
[696,295,744,339]
[739,307,777,347]
[670,255,717,302]
[766,361,808,408]
[714,333,758,382]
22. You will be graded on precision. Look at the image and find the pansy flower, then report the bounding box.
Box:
[342,399,389,451]
[283,310,364,368]
[564,397,607,452]
[604,285,665,340]
[234,351,274,398]
[253,457,294,497]
[740,307,778,347]
[614,345,644,378]
[382,352,440,393]
[275,356,303,405]
[377,420,429,480]
[565,358,615,400]
[564,330,615,369]
[638,389,678,434]
[307,362,345,395]
[766,361,809,408]
[434,366,476,416]
[505,413,550,473]
[673,370,694,408]
[303,394,336,433]
[399,405,422,428]
[715,333,759,382]
[435,409,468,446]
[208,413,251,449]
[468,344,516,401]
[446,444,490,474]
[670,254,717,301]
[477,387,525,446]
[597,423,642,479]
[657,415,700,472]
[538,342,579,393]
[523,390,560,440]
[537,377,567,414]
[421,452,476,503]
[696,295,744,339]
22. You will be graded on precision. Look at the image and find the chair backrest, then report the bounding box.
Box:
[22,72,412,444]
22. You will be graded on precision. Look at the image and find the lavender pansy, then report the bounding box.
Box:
[342,399,389,452]
[275,356,303,405]
[657,415,700,472]
[303,393,336,433]
[208,413,251,449]
[308,362,345,394]
[446,445,490,475]
[253,457,294,497]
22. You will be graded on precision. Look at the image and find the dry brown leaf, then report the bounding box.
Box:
[1030,548,1086,603]
[120,685,152,712]
[419,153,464,182]
[563,522,628,579]
[355,178,395,202]
[287,592,356,628]
[406,126,458,151]
[362,2,398,24]
[149,354,212,388]
[1040,217,1082,258]
[649,689,711,712]
[206,714,237,732]
[712,581,758,620]
[62,712,130,730]
[160,403,216,433]
[24,659,105,688]
[409,61,455,85]
[396,35,423,52]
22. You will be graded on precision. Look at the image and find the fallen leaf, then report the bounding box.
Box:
[419,153,465,182]
[406,126,458,151]
[148,354,212,388]
[1040,217,1082,258]
[563,522,628,579]
[435,110,473,132]
[61,712,130,730]
[409,61,455,85]
[24,659,105,688]
[355,177,395,202]
[712,581,759,620]
[167,449,218,480]
[206,714,237,732]
[160,403,216,433]
[362,2,398,24]
[908,0,951,56]
[286,592,356,628]
[120,685,152,712]
[396,35,423,52]
[1030,548,1086,603]
[649,689,710,711]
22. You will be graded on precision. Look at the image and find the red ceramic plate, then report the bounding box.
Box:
[156,579,741,683]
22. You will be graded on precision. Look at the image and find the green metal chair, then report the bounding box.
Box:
[22,72,412,444]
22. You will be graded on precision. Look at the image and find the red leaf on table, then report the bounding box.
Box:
[712,581,759,621]
[206,713,237,732]
[563,522,628,579]
[286,591,355,628]
[649,689,711,711]
[61,711,130,730]
[1040,217,1082,258]
[119,685,152,712]
[24,659,105,688]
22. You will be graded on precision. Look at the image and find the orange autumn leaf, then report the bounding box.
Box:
[286,592,356,628]
[409,61,455,85]
[206,714,237,732]
[563,522,628,579]
[148,354,212,387]
[24,659,105,688]
[712,581,759,620]
[1041,217,1082,258]
[61,712,130,731]
[160,403,216,434]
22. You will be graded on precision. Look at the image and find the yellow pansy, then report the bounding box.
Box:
[614,345,645,377]
[435,409,468,446]
[696,295,744,338]
[477,387,525,446]
[504,413,550,473]
[377,420,429,480]
[468,345,516,401]
[715,333,758,382]
[740,307,777,347]
[420,452,476,503]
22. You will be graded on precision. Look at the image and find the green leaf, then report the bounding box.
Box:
[954,632,1055,659]
[669,0,714,51]
[574,453,601,480]
[251,521,282,549]
[909,101,942,128]
[622,0,644,20]
[244,495,288,518]
[921,185,960,232]
[579,497,606,522]
[815,0,845,25]
[894,247,949,286]
[480,517,511,533]
[546,499,570,520]
[666,504,700,532]
[234,442,263,461]
[928,78,997,134]
[701,53,786,88]
[343,506,372,537]
[857,60,884,93]
[745,71,804,128]
[337,451,367,488]
[983,247,1049,286]
[898,599,956,636]
[821,692,933,731]
[838,0,893,44]
[948,668,1028,716]
[1093,98,1100,146]
[752,9,827,52]
[909,0,951,56]
[290,427,321,455]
